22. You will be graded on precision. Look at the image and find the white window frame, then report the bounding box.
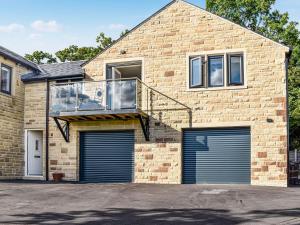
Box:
[186,49,247,91]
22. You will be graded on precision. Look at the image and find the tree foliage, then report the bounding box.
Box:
[207,0,300,149]
[120,29,130,37]
[207,0,276,31]
[25,51,57,64]
[25,31,116,63]
[55,45,99,62]
[96,32,114,51]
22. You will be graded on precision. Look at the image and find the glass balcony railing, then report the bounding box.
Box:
[49,78,149,116]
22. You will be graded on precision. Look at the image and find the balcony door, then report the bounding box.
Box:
[106,61,141,110]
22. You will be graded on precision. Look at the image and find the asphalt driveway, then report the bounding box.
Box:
[0,182,299,225]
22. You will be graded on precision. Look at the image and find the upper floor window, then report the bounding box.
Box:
[0,64,12,95]
[190,56,204,88]
[189,52,245,89]
[228,54,244,86]
[208,55,224,87]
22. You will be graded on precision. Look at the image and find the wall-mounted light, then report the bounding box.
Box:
[120,49,126,55]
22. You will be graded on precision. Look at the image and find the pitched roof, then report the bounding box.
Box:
[0,45,39,71]
[82,0,290,67]
[21,60,86,82]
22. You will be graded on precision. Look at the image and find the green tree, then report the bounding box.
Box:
[26,32,120,63]
[120,29,130,37]
[25,51,57,64]
[207,0,276,31]
[55,45,99,62]
[207,0,300,149]
[96,32,114,50]
[55,32,114,62]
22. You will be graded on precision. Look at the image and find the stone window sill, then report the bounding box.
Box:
[0,91,13,98]
[186,85,248,92]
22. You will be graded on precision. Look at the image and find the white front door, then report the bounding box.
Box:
[27,131,43,176]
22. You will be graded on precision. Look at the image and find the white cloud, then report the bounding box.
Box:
[210,68,224,86]
[29,33,42,39]
[108,23,127,30]
[31,20,62,32]
[0,23,25,33]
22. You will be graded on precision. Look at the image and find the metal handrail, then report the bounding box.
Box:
[50,77,138,87]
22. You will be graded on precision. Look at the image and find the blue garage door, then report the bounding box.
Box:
[183,127,251,184]
[80,131,134,183]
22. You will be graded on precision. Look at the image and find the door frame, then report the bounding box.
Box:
[104,57,145,82]
[78,130,135,183]
[24,129,44,178]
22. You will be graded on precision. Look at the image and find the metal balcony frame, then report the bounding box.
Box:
[53,117,70,142]
[137,114,150,141]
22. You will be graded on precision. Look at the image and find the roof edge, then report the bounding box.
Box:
[81,0,178,67]
[0,47,39,71]
[21,73,84,83]
[82,0,291,68]
[181,0,291,51]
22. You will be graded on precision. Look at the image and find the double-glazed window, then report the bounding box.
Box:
[189,53,244,89]
[0,64,12,95]
[190,56,204,88]
[208,56,224,87]
[228,54,244,85]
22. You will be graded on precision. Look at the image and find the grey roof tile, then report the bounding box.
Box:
[21,60,86,82]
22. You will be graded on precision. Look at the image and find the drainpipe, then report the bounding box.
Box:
[45,79,50,181]
[286,49,292,186]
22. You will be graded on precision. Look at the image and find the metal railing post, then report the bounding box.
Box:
[147,87,149,114]
[75,83,79,111]
[135,78,138,109]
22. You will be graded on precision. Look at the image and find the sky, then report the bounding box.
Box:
[0,0,299,57]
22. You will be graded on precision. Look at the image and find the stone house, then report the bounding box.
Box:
[1,0,291,186]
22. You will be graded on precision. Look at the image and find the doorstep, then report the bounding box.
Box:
[22,176,45,181]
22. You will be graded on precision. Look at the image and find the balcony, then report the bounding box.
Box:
[49,78,150,141]
[50,78,150,119]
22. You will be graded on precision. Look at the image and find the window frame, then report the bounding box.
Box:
[187,50,246,91]
[189,56,204,88]
[207,55,225,88]
[0,64,12,95]
[227,53,244,86]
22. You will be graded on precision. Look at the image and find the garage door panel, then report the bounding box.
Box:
[80,131,134,183]
[183,128,251,184]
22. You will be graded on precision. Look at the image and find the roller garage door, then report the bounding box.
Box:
[80,131,134,183]
[183,127,251,184]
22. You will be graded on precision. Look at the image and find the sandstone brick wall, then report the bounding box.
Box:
[0,56,29,179]
[26,1,289,186]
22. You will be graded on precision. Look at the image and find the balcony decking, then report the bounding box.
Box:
[52,108,148,122]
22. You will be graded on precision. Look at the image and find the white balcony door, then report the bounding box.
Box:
[111,67,122,110]
[27,131,43,176]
